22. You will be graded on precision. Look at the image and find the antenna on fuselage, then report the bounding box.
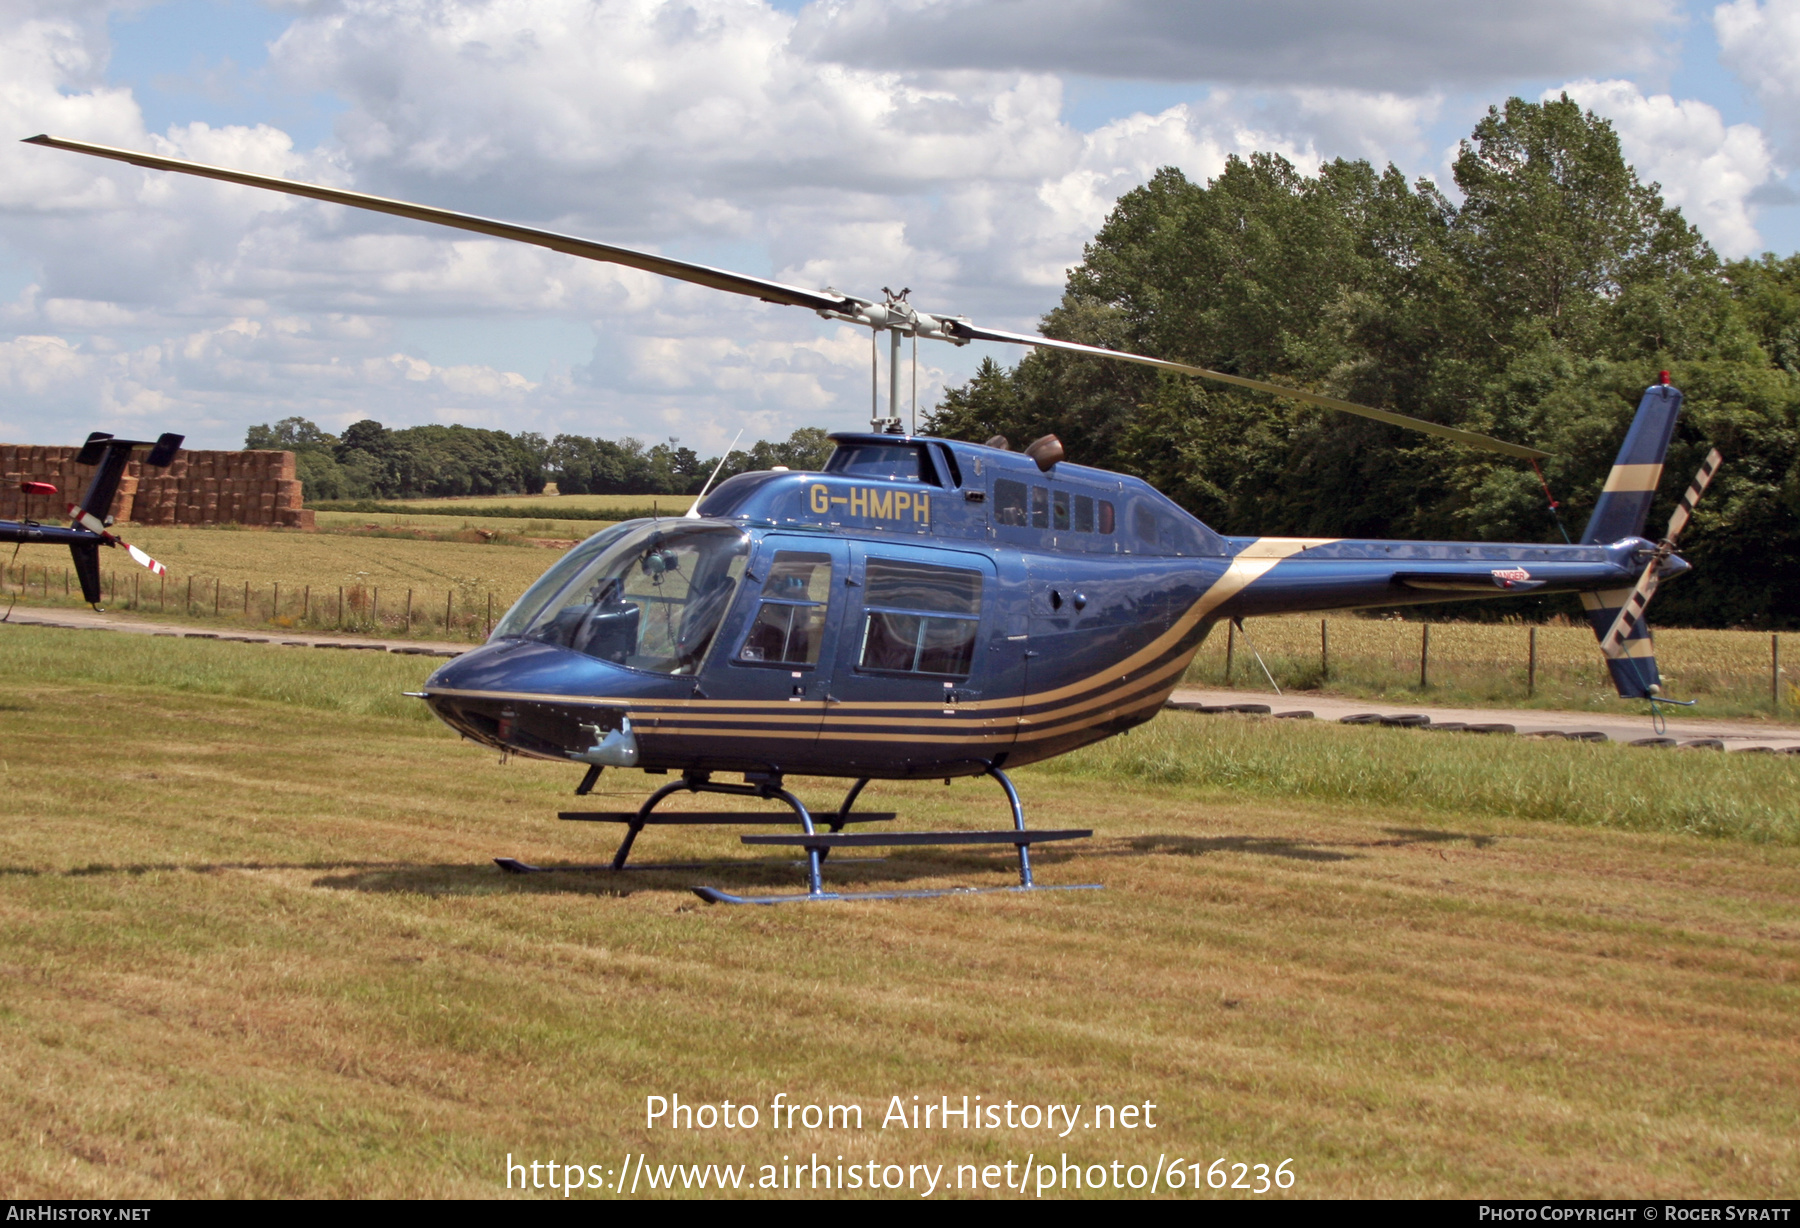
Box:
[685,428,745,519]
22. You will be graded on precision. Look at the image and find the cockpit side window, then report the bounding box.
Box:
[737,551,833,667]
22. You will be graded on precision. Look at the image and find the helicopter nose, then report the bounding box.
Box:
[421,638,665,759]
[424,637,656,697]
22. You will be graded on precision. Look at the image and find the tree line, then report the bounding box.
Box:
[244,418,834,501]
[924,95,1799,629]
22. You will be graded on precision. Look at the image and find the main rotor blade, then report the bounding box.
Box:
[24,135,852,314]
[949,322,1550,460]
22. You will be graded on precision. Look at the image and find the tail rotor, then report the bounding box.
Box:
[1592,448,1722,702]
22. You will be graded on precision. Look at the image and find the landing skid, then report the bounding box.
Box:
[692,883,1105,906]
[494,856,888,874]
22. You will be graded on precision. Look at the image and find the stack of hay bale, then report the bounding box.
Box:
[0,443,314,529]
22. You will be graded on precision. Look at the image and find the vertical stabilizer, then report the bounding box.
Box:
[1579,378,1682,545]
[1576,379,1703,699]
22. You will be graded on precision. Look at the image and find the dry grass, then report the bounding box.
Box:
[0,626,1795,1198]
[1190,615,1792,720]
[310,509,627,539]
[350,493,676,513]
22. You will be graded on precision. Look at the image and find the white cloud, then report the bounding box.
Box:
[0,0,1640,451]
[795,0,1677,89]
[1557,79,1774,257]
[1715,0,1800,156]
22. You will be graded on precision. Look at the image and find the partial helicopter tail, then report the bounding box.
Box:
[64,432,183,604]
[1572,377,1718,700]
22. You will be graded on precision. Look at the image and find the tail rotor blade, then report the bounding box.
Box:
[1663,448,1721,546]
[125,542,167,576]
[1598,450,1723,659]
[1598,563,1658,659]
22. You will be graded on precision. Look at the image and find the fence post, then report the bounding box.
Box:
[64,566,69,596]
[445,589,453,632]
[214,578,220,616]
[243,581,249,614]
[338,586,344,625]
[1776,633,1782,709]
[159,573,165,611]
[1224,620,1235,684]
[186,575,193,613]
[304,584,311,622]
[405,588,413,632]
[133,571,140,609]
[373,588,379,624]
[1320,618,1329,680]
[274,582,280,620]
[1528,626,1538,697]
[486,592,493,638]
[1420,623,1430,688]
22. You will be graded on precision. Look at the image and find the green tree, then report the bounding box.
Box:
[924,94,1800,627]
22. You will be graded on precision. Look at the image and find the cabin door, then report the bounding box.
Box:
[699,536,850,758]
[821,542,1001,775]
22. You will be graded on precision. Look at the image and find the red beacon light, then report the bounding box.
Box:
[1658,370,1671,385]
[20,481,57,495]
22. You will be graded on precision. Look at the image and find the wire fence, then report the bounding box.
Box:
[1187,615,1793,716]
[2,561,512,643]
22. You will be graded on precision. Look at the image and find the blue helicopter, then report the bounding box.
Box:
[18,136,1721,905]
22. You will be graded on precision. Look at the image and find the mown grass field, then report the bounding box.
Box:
[0,625,1795,1198]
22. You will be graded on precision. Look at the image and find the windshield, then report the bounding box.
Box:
[490,521,645,642]
[501,522,749,674]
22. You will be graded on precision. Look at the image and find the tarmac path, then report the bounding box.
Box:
[1165,685,1800,752]
[8,606,1798,752]
[1,605,468,656]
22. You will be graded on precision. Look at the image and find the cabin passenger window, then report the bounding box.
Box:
[994,479,1028,526]
[738,551,832,666]
[858,558,983,678]
[1031,486,1050,529]
[1099,500,1115,534]
[1052,490,1071,531]
[1134,505,1159,546]
[1074,494,1095,533]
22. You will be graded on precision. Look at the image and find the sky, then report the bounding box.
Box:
[1,0,1798,452]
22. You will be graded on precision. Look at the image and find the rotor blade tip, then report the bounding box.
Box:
[22,134,51,145]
